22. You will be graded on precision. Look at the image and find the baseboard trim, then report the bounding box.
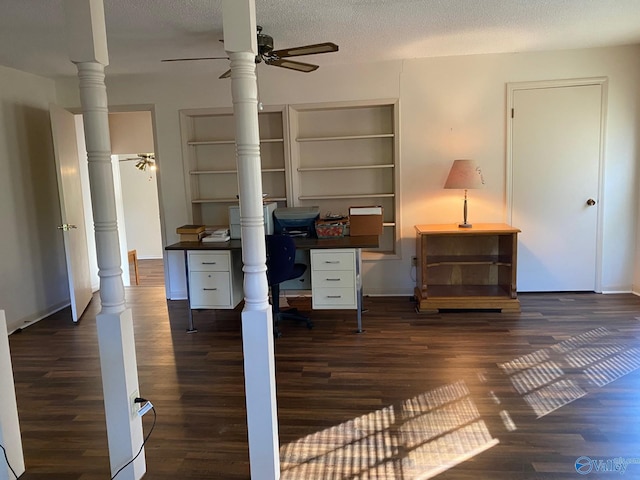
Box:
[8,300,70,334]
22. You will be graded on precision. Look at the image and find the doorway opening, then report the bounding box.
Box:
[118,150,164,286]
[74,108,165,290]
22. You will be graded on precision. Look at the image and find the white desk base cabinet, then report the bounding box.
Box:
[311,249,357,309]
[187,251,243,311]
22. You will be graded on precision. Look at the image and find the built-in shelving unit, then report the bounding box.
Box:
[288,99,400,258]
[179,105,290,226]
[179,100,400,258]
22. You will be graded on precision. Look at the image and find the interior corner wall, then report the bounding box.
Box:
[0,65,69,333]
[55,45,640,298]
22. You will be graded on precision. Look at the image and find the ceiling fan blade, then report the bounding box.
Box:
[270,42,338,58]
[266,58,319,73]
[161,56,228,63]
[219,69,232,79]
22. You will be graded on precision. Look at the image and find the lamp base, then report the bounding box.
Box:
[458,223,473,228]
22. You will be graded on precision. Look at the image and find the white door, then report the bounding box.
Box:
[50,104,93,322]
[510,82,603,292]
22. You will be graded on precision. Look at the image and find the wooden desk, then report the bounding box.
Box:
[166,235,379,332]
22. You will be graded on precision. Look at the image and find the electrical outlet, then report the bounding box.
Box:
[411,256,417,266]
[130,390,140,417]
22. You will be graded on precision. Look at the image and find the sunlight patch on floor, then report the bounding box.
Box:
[499,327,640,418]
[280,380,499,479]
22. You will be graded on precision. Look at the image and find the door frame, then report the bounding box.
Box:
[506,77,608,293]
[107,104,167,291]
[69,103,167,292]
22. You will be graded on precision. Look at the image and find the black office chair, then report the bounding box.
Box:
[266,235,313,337]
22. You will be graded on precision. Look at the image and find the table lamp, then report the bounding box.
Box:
[444,159,484,228]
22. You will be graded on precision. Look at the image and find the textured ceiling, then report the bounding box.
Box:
[1,0,640,79]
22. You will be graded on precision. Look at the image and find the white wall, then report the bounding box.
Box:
[118,155,163,259]
[0,65,69,332]
[55,45,640,298]
[400,48,640,294]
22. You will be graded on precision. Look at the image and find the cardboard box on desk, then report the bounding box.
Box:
[349,206,383,236]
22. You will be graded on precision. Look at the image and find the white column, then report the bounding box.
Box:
[0,311,25,480]
[223,1,280,479]
[63,2,144,479]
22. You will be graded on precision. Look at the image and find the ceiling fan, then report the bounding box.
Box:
[120,153,156,171]
[162,26,339,79]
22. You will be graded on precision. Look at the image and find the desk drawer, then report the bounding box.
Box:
[188,252,230,272]
[189,271,231,308]
[312,287,356,309]
[312,270,354,288]
[311,250,355,271]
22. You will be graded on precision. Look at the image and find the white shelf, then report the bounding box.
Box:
[296,133,394,142]
[190,168,286,175]
[188,139,235,146]
[298,164,394,172]
[299,193,395,201]
[187,138,284,146]
[192,198,238,204]
[192,197,287,204]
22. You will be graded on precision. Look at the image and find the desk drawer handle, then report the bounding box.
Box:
[326,295,342,299]
[202,262,217,265]
[324,261,340,264]
[203,288,218,291]
[325,278,341,281]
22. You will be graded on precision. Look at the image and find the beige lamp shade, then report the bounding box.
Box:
[444,159,484,228]
[444,159,484,190]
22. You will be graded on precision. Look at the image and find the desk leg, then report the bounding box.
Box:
[184,251,197,333]
[356,248,365,334]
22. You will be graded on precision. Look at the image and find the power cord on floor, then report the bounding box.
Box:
[110,397,156,480]
[0,443,20,479]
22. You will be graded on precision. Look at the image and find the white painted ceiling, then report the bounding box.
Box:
[1,0,640,79]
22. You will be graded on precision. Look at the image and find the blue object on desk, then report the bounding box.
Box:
[273,206,320,237]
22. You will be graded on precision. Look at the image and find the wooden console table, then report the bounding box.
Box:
[414,223,521,313]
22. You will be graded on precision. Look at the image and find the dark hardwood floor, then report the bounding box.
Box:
[7,290,640,479]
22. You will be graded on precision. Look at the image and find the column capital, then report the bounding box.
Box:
[63,0,109,65]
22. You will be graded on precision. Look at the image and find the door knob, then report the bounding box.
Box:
[586,198,596,206]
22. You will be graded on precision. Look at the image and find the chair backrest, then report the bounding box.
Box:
[266,235,296,286]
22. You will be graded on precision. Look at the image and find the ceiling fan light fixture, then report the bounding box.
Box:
[134,153,156,172]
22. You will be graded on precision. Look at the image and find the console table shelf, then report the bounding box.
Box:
[415,223,521,313]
